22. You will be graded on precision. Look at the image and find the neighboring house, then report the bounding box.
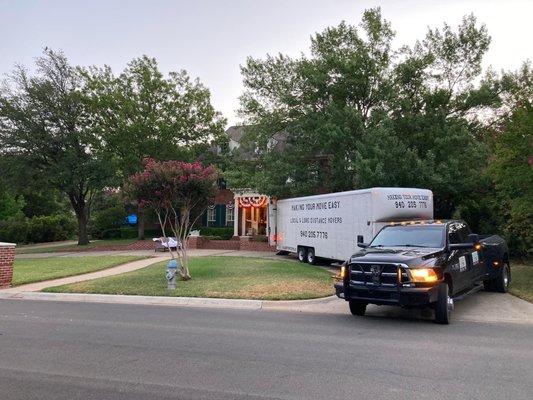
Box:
[199,125,331,241]
[199,126,274,239]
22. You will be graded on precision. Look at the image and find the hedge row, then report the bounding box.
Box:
[98,227,163,240]
[199,227,234,240]
[0,215,77,244]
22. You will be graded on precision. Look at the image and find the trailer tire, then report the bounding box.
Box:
[349,300,367,316]
[306,248,316,264]
[434,283,451,325]
[297,247,308,263]
[493,262,510,293]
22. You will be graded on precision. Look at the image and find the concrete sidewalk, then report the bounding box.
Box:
[14,249,283,259]
[1,290,532,325]
[4,250,532,324]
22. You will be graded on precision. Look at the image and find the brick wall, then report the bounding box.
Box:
[0,243,16,288]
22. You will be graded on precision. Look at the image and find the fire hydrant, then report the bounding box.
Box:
[166,258,179,290]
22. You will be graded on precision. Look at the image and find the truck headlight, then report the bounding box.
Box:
[340,266,346,279]
[409,268,438,283]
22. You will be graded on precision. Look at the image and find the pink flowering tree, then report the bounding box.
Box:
[126,159,218,280]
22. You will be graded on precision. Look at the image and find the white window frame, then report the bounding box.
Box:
[207,208,216,222]
[226,207,234,224]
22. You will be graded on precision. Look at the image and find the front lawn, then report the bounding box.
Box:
[12,256,145,286]
[45,256,335,300]
[16,239,138,254]
[509,262,533,303]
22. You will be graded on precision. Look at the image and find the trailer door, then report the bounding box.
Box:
[268,202,277,246]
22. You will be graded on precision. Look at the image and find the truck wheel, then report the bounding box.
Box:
[493,263,510,293]
[297,247,308,263]
[349,300,367,316]
[434,283,452,325]
[306,248,316,264]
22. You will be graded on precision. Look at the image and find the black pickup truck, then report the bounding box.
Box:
[334,220,510,324]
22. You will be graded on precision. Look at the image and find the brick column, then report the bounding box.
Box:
[0,242,16,288]
[187,236,205,249]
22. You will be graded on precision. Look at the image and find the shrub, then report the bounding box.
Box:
[144,228,163,238]
[100,228,122,240]
[119,227,138,239]
[0,215,76,244]
[199,227,234,240]
[26,215,76,243]
[250,235,268,243]
[90,205,127,239]
[0,217,29,244]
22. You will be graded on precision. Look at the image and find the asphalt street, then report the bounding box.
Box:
[0,299,532,400]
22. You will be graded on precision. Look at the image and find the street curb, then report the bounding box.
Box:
[0,291,338,311]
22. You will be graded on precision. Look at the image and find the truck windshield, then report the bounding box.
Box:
[370,225,445,248]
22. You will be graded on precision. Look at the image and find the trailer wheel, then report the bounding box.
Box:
[434,283,451,325]
[349,300,367,316]
[493,262,510,293]
[297,247,308,263]
[306,248,316,264]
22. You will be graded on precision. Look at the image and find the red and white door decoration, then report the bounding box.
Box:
[238,196,267,208]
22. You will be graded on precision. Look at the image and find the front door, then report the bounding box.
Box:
[447,222,474,293]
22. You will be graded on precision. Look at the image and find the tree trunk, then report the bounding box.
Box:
[68,192,90,246]
[137,206,145,240]
[76,211,90,246]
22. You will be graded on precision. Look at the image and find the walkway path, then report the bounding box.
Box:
[2,256,165,293]
[4,249,296,293]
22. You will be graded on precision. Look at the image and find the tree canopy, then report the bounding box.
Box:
[0,49,112,244]
[234,9,494,217]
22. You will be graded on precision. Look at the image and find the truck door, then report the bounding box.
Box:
[447,222,475,293]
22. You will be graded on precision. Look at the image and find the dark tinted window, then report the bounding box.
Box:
[448,222,471,244]
[370,225,446,248]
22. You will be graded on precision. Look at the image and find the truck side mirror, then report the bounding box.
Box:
[357,235,364,244]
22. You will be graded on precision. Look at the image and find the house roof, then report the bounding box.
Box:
[226,125,247,143]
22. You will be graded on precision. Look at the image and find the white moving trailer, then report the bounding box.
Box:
[272,187,433,263]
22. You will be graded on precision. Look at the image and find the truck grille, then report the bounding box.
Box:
[349,263,407,287]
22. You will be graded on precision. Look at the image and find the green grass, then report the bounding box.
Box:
[45,256,335,300]
[12,256,146,286]
[509,262,533,303]
[15,239,138,254]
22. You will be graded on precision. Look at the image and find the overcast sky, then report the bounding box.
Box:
[1,0,531,125]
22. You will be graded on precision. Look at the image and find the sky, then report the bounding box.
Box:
[1,0,531,125]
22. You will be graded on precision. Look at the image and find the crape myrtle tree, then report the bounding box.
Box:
[126,159,218,280]
[0,49,111,245]
[235,8,494,218]
[83,56,226,240]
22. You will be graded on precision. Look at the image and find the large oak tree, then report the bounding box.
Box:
[83,56,226,239]
[0,49,111,245]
